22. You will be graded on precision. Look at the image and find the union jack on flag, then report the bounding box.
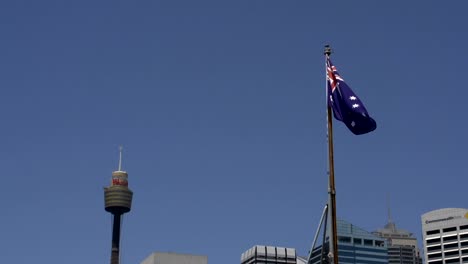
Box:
[327,57,376,135]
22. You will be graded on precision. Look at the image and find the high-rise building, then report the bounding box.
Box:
[104,148,133,264]
[309,219,388,264]
[241,245,297,264]
[421,208,468,264]
[373,220,422,264]
[141,252,208,264]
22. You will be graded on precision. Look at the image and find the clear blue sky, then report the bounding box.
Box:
[1,1,467,263]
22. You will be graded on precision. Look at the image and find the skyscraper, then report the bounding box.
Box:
[104,148,133,264]
[309,219,388,264]
[421,208,468,264]
[373,220,422,264]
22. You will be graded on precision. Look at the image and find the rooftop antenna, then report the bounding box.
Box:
[118,145,123,171]
[387,193,392,224]
[385,193,397,232]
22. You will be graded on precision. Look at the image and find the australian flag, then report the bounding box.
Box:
[327,57,376,135]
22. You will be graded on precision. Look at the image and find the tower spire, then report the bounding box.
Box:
[118,146,123,172]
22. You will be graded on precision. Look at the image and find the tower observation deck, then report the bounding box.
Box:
[104,147,133,264]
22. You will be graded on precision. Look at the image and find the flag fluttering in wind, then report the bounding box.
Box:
[327,57,376,135]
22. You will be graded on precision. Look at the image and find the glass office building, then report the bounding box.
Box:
[309,219,388,264]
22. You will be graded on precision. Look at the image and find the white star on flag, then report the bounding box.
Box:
[349,96,357,100]
[352,104,360,108]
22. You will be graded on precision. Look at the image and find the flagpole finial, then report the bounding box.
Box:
[324,45,332,56]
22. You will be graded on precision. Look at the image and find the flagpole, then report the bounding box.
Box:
[325,45,339,264]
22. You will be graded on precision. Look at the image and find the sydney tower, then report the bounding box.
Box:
[104,148,133,264]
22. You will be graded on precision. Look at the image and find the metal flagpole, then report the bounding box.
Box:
[325,44,339,264]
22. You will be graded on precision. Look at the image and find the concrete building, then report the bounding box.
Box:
[373,220,422,264]
[309,219,388,264]
[421,208,468,264]
[141,252,208,264]
[241,245,297,264]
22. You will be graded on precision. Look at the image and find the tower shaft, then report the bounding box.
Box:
[110,213,122,264]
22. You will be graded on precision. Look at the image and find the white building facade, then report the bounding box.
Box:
[422,208,468,264]
[241,245,297,264]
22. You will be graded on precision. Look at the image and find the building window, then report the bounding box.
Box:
[427,245,441,252]
[364,239,373,246]
[428,253,442,259]
[375,240,384,247]
[460,225,468,230]
[445,258,461,264]
[460,233,468,239]
[445,250,459,257]
[426,237,441,245]
[338,236,351,243]
[427,229,440,235]
[353,238,362,245]
[443,227,457,233]
[444,242,459,250]
[443,235,458,242]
